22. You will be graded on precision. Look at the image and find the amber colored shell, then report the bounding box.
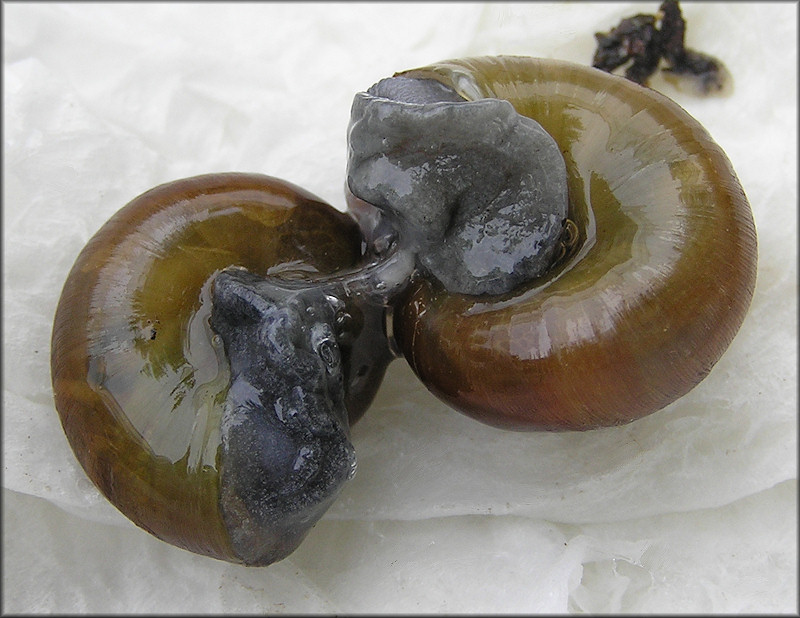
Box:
[50,173,363,562]
[394,56,758,431]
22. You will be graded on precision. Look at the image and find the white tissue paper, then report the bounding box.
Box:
[3,2,797,613]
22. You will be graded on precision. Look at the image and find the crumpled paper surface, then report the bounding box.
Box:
[3,2,797,613]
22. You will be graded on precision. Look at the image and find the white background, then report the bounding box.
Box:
[3,2,797,613]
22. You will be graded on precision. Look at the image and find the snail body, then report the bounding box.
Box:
[376,56,757,430]
[347,76,569,296]
[50,173,396,565]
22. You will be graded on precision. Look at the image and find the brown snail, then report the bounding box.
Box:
[347,56,757,430]
[51,56,756,567]
[50,173,405,565]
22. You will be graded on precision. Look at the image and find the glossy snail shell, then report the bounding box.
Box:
[50,173,374,564]
[392,56,758,431]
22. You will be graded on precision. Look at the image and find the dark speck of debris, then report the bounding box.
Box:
[592,0,731,95]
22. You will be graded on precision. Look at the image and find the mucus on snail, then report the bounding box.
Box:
[50,56,757,566]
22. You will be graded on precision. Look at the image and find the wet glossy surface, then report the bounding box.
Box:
[49,57,759,569]
[395,57,757,430]
[346,76,568,296]
[51,173,365,562]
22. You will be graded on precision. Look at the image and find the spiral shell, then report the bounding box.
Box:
[51,173,376,564]
[392,56,757,430]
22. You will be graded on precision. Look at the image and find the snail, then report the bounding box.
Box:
[51,56,756,566]
[352,56,757,430]
[50,173,408,565]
